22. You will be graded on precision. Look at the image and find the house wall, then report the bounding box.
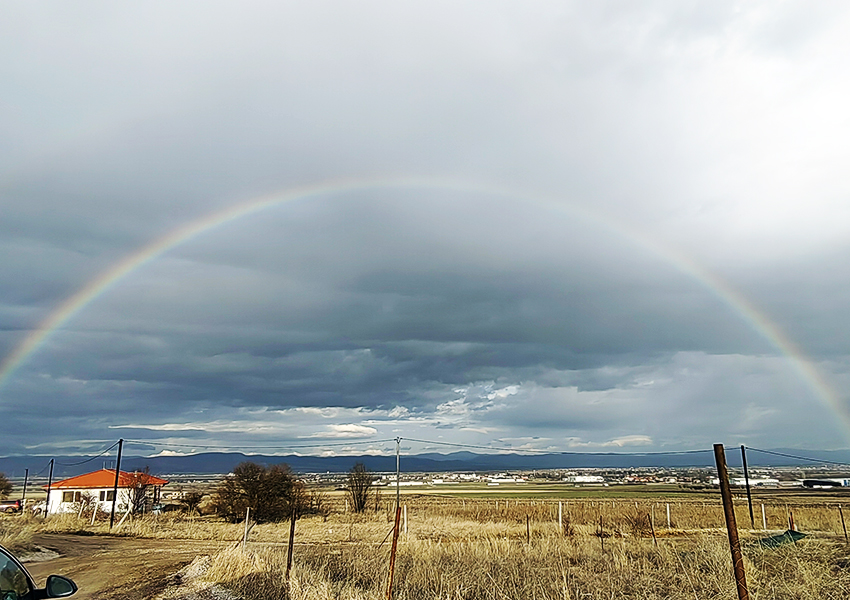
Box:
[46,487,132,515]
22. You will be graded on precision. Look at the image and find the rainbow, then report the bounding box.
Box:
[0,176,844,435]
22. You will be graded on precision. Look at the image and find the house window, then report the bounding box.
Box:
[99,490,115,501]
[62,491,83,503]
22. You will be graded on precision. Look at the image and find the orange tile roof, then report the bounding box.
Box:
[48,469,168,489]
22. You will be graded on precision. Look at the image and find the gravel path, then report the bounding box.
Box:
[22,533,232,600]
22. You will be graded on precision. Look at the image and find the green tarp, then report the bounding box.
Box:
[755,530,806,548]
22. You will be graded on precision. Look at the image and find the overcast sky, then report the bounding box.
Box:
[3,1,850,458]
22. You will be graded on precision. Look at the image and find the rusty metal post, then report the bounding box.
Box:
[714,444,749,600]
[386,504,401,600]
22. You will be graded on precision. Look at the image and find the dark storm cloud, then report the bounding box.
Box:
[2,1,850,454]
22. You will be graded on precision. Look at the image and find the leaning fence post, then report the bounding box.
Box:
[242,507,251,549]
[839,505,848,543]
[714,443,749,600]
[285,508,297,587]
[761,504,766,530]
[666,503,671,529]
[649,511,657,547]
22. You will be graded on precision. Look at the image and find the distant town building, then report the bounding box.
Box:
[564,475,605,484]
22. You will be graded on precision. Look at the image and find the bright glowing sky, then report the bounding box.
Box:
[3,1,850,457]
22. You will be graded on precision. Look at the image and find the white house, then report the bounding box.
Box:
[45,469,168,515]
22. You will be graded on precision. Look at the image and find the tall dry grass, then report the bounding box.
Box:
[198,516,850,600]
[5,493,850,598]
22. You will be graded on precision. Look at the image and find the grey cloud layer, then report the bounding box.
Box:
[2,1,849,455]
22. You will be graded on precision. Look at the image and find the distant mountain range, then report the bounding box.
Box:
[2,447,849,479]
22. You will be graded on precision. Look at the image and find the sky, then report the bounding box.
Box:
[3,1,850,458]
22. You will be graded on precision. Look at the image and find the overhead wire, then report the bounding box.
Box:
[123,438,397,450]
[55,440,120,466]
[744,445,850,467]
[402,437,713,456]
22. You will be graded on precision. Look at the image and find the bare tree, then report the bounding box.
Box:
[179,491,205,515]
[347,462,373,513]
[126,467,154,514]
[79,491,98,516]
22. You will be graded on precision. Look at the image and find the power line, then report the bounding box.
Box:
[55,440,120,467]
[403,437,713,456]
[32,458,53,476]
[121,436,714,457]
[123,438,397,450]
[745,445,850,467]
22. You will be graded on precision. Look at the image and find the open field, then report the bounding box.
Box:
[4,483,850,599]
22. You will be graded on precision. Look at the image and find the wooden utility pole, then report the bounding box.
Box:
[395,437,400,511]
[109,439,124,528]
[21,469,28,505]
[741,445,755,529]
[44,460,54,518]
[714,444,749,600]
[386,438,401,600]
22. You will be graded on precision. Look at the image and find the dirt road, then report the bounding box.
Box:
[23,534,230,600]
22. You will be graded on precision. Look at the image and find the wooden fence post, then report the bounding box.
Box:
[558,501,563,534]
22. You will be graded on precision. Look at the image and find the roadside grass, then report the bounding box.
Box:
[0,515,39,552]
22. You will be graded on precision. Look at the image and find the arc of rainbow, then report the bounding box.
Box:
[0,175,844,437]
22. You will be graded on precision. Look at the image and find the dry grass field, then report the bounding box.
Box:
[6,488,850,599]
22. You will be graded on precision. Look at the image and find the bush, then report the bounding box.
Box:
[210,462,307,524]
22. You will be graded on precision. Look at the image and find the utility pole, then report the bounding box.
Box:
[44,460,54,517]
[715,444,749,600]
[386,437,402,600]
[21,469,28,505]
[395,437,401,510]
[109,439,124,529]
[741,445,755,529]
